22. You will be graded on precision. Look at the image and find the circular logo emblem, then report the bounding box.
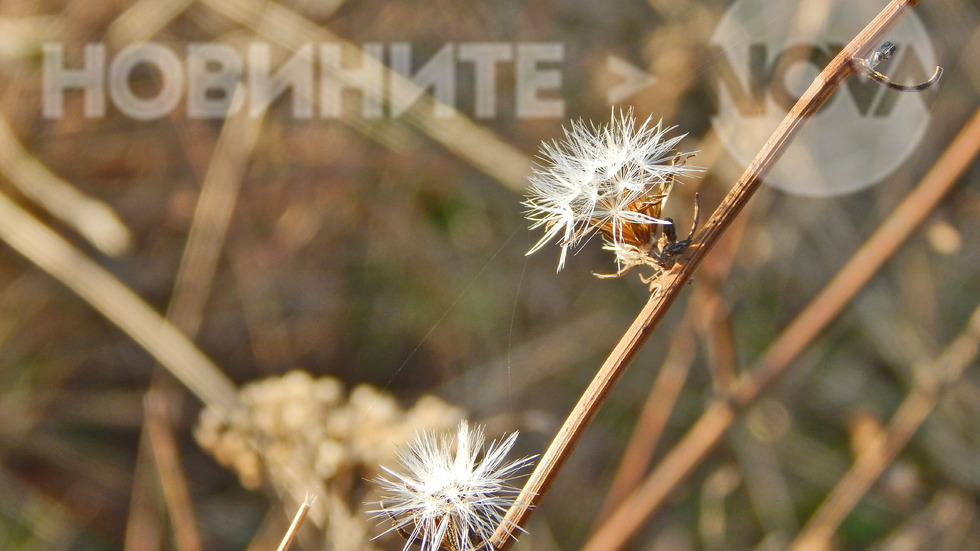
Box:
[710,1,937,196]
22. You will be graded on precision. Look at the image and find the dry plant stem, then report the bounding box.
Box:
[276,495,316,551]
[123,453,162,551]
[593,302,700,522]
[696,214,747,393]
[490,2,925,549]
[0,113,130,256]
[144,391,204,551]
[0,191,240,417]
[583,84,980,551]
[125,87,262,551]
[788,302,980,551]
[168,84,261,336]
[595,216,746,522]
[732,104,980,406]
[201,0,532,192]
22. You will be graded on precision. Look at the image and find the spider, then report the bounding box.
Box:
[594,191,700,281]
[587,146,702,282]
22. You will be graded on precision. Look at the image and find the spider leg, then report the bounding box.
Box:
[378,501,415,543]
[685,193,700,242]
[662,217,678,243]
[653,193,701,265]
[594,264,632,279]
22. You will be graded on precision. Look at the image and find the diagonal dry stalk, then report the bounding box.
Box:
[582,100,980,551]
[593,211,747,524]
[140,390,204,551]
[0,189,240,415]
[198,0,533,192]
[490,1,931,548]
[124,83,264,551]
[276,494,316,551]
[0,112,131,256]
[787,300,980,551]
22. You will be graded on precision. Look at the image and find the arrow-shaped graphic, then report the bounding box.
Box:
[606,55,657,104]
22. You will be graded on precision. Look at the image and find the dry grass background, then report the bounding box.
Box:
[0,0,978,550]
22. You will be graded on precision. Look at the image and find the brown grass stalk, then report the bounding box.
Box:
[594,213,747,523]
[0,190,240,416]
[124,84,262,550]
[490,1,931,549]
[276,495,316,551]
[143,390,204,551]
[0,113,130,256]
[787,300,980,551]
[582,92,980,551]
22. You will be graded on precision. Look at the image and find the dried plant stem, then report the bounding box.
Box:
[0,112,131,256]
[732,104,980,406]
[277,495,316,551]
[593,299,701,520]
[144,391,204,551]
[0,191,240,417]
[201,0,533,192]
[490,1,927,549]
[594,216,746,522]
[583,87,980,551]
[787,301,980,551]
[125,84,261,551]
[168,84,261,337]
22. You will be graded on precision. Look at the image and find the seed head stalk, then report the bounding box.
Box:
[490,1,926,549]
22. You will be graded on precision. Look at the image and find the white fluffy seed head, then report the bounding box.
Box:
[370,421,534,551]
[524,108,701,272]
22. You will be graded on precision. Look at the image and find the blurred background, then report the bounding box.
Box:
[0,0,978,550]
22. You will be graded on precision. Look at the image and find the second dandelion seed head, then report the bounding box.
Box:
[370,421,534,551]
[524,109,702,277]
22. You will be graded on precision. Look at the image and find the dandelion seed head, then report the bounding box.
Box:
[370,421,534,551]
[524,109,702,272]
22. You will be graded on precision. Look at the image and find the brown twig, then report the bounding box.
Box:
[0,112,131,256]
[490,1,932,549]
[787,301,980,551]
[581,101,980,551]
[731,104,980,406]
[593,214,747,523]
[0,190,240,414]
[199,0,534,192]
[125,83,262,551]
[277,495,316,551]
[143,391,204,551]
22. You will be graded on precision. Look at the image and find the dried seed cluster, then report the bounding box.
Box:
[195,370,464,491]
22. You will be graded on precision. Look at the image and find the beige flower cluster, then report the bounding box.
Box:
[195,370,465,493]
